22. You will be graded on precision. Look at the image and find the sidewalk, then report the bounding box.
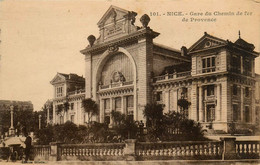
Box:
[1,160,259,165]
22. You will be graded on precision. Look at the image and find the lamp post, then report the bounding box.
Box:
[47,105,50,125]
[9,105,15,136]
[39,114,42,130]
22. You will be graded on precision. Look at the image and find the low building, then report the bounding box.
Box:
[50,73,85,125]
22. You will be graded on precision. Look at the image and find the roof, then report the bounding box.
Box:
[161,63,191,75]
[153,43,181,53]
[234,38,255,51]
[97,5,129,26]
[57,73,85,82]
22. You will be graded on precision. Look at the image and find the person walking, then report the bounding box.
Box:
[23,132,32,163]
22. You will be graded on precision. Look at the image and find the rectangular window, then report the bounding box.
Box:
[104,99,110,110]
[127,96,134,108]
[115,97,121,109]
[207,85,215,96]
[156,91,163,101]
[207,105,215,122]
[231,55,241,73]
[243,59,252,76]
[181,87,188,98]
[202,57,216,73]
[232,104,240,121]
[233,85,238,96]
[244,106,250,123]
[56,86,63,97]
[71,115,75,123]
[70,103,74,110]
[245,87,250,97]
[60,116,64,124]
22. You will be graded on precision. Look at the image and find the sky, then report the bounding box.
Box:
[0,0,259,111]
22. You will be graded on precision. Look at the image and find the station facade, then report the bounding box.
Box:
[49,6,260,132]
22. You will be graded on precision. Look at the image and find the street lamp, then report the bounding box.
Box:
[9,105,15,136]
[39,114,42,130]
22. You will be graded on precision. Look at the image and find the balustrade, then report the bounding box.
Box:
[135,141,222,160]
[236,141,260,159]
[153,71,191,82]
[31,140,260,161]
[33,145,51,161]
[67,89,85,95]
[60,143,125,158]
[99,81,133,90]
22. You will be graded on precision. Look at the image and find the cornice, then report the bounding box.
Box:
[80,28,159,55]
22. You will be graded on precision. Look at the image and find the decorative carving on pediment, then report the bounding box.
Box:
[124,11,137,25]
[203,40,220,48]
[52,75,64,84]
[110,8,117,26]
[108,45,119,53]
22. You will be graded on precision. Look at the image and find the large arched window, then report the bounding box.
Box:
[100,52,133,85]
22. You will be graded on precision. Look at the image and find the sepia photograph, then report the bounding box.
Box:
[0,0,259,164]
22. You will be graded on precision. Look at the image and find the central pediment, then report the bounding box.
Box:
[96,5,138,43]
[50,73,66,85]
[188,32,227,53]
[97,5,129,27]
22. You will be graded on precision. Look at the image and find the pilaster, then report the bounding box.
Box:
[191,82,198,121]
[199,85,203,122]
[85,54,92,98]
[216,83,221,121]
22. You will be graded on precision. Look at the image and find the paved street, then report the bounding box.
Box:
[1,160,259,165]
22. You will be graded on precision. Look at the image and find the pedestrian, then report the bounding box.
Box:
[23,132,32,163]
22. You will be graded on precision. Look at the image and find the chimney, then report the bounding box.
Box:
[181,46,187,56]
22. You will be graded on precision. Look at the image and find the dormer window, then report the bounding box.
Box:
[56,86,63,97]
[202,56,216,73]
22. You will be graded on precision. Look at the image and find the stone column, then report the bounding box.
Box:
[121,96,124,114]
[216,84,221,121]
[191,83,198,121]
[164,90,170,113]
[85,54,92,98]
[123,96,127,115]
[9,105,15,136]
[241,87,244,122]
[240,56,243,74]
[173,89,178,111]
[110,98,114,127]
[199,86,204,121]
[100,99,104,123]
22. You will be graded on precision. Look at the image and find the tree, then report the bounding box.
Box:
[143,103,165,141]
[111,110,138,140]
[163,111,206,141]
[111,110,125,126]
[81,98,99,123]
[177,95,191,118]
[143,102,206,141]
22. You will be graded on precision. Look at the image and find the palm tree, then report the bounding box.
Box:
[81,98,99,123]
[177,94,191,118]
